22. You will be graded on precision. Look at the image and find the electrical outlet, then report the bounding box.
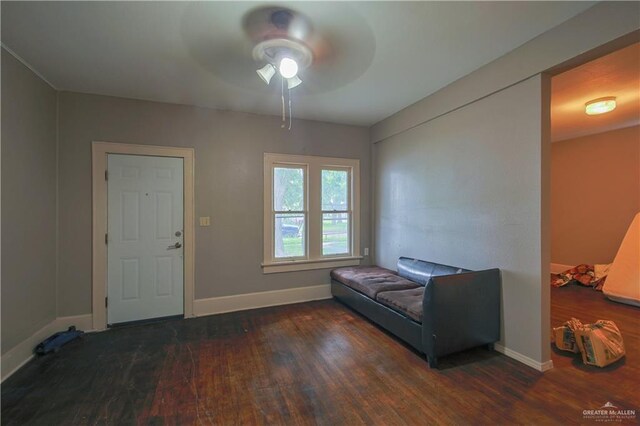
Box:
[364,247,369,256]
[199,216,211,227]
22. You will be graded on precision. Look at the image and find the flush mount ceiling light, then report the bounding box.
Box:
[585,97,617,115]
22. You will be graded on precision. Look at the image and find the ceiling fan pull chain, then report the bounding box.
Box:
[281,76,286,128]
[288,86,292,130]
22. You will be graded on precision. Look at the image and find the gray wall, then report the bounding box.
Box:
[57,92,371,316]
[374,76,549,363]
[370,1,639,366]
[1,49,58,354]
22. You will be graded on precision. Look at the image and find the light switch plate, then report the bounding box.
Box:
[364,248,369,256]
[199,216,211,227]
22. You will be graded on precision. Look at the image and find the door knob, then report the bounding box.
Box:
[167,242,182,250]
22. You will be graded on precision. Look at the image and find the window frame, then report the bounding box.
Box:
[263,153,361,274]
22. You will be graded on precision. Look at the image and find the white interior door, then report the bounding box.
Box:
[107,154,184,324]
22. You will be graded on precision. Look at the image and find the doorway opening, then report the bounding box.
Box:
[548,42,639,367]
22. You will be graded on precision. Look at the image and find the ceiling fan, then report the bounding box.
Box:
[244,7,322,89]
[243,6,329,128]
[181,3,374,125]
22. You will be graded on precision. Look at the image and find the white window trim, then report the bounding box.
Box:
[263,153,361,274]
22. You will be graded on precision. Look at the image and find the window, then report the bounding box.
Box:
[273,166,306,259]
[321,169,350,256]
[263,153,361,273]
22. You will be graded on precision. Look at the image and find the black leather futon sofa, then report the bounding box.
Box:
[331,257,501,368]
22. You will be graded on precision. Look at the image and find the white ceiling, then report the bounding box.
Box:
[1,1,596,126]
[551,42,640,142]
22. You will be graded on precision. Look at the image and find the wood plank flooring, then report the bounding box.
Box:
[2,285,639,425]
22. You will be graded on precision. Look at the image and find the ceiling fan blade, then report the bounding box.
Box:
[243,7,311,43]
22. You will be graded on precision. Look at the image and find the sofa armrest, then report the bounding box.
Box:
[422,268,501,361]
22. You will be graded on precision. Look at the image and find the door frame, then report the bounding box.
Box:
[92,141,195,330]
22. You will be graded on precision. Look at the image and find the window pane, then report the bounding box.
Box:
[321,169,348,211]
[274,167,304,211]
[322,213,349,255]
[275,214,305,258]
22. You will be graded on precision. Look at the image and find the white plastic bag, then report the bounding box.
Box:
[553,317,583,353]
[574,320,625,367]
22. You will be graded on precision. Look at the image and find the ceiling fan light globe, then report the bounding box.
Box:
[287,75,302,89]
[279,57,298,78]
[256,64,276,84]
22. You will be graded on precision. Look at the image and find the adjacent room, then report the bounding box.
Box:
[1,1,639,424]
[549,41,640,373]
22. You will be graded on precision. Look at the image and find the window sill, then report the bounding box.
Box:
[261,256,363,274]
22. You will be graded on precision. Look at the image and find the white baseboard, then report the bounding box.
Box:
[495,343,554,372]
[1,319,55,382]
[1,314,93,382]
[194,284,331,317]
[550,263,573,274]
[55,314,94,332]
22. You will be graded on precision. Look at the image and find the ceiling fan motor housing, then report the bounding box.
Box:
[252,38,313,70]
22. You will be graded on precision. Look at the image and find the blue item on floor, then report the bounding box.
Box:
[34,326,83,355]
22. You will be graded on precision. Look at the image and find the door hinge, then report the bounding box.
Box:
[105,170,108,181]
[105,233,108,245]
[105,297,108,308]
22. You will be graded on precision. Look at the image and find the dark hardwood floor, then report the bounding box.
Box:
[2,286,639,425]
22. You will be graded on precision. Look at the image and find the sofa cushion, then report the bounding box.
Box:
[376,287,425,323]
[331,266,419,299]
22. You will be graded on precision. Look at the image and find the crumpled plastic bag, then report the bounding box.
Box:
[553,317,583,353]
[574,320,625,367]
